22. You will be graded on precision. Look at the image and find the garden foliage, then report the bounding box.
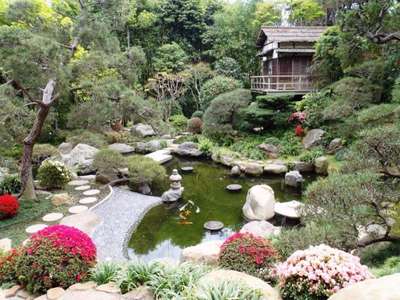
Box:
[37,160,71,189]
[0,194,19,219]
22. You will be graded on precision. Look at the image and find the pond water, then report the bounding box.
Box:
[128,157,314,262]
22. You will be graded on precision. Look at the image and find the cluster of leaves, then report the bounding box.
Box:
[93,149,126,178]
[0,174,21,195]
[37,160,72,189]
[127,156,167,192]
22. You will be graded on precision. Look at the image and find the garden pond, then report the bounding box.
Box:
[128,157,315,262]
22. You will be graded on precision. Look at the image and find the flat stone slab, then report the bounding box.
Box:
[226,184,242,191]
[91,188,162,261]
[83,189,100,196]
[181,166,194,172]
[68,180,89,186]
[204,220,224,231]
[275,200,304,218]
[79,197,98,204]
[60,212,101,236]
[145,149,173,164]
[68,205,88,214]
[42,212,64,222]
[75,185,91,191]
[78,175,96,180]
[26,224,48,234]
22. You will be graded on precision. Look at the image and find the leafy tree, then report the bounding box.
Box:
[200,75,242,110]
[153,43,189,73]
[214,57,241,80]
[253,1,280,28]
[288,0,325,25]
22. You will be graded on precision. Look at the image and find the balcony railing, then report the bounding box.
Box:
[250,75,313,93]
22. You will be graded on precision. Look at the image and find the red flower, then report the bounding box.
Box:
[295,125,304,137]
[0,194,19,219]
[288,111,307,124]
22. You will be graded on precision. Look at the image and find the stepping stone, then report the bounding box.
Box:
[83,189,100,196]
[26,224,47,234]
[181,166,194,172]
[75,185,91,191]
[42,212,64,222]
[68,205,88,214]
[204,220,224,231]
[226,184,242,192]
[79,197,98,204]
[68,180,89,186]
[145,150,173,164]
[78,175,96,181]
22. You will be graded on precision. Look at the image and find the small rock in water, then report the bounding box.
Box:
[204,220,224,231]
[230,165,241,176]
[226,184,242,192]
[181,166,194,172]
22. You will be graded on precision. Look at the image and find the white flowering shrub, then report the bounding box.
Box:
[37,160,72,189]
[275,244,373,300]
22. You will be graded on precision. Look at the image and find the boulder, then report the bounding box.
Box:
[230,165,241,176]
[328,274,400,300]
[172,142,203,157]
[58,142,73,155]
[181,240,223,265]
[284,170,304,188]
[52,193,74,206]
[238,161,264,176]
[62,143,99,175]
[136,140,164,154]
[315,156,329,175]
[122,286,154,300]
[302,129,325,149]
[130,123,156,138]
[264,163,288,174]
[240,221,280,238]
[138,183,152,195]
[60,211,101,236]
[327,138,343,154]
[0,238,12,252]
[258,143,279,158]
[96,173,117,184]
[294,160,314,173]
[242,185,275,221]
[274,200,304,219]
[108,143,135,154]
[145,150,173,164]
[358,224,387,245]
[198,270,281,300]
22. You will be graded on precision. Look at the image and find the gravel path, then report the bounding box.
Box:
[91,187,162,262]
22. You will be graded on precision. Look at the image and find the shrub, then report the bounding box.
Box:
[200,76,242,110]
[275,244,373,300]
[187,117,203,134]
[191,110,204,119]
[0,194,19,219]
[127,156,166,191]
[153,42,188,73]
[169,114,188,132]
[356,103,400,126]
[0,174,21,195]
[392,76,400,103]
[214,57,242,79]
[296,91,330,128]
[37,160,72,189]
[119,262,163,293]
[344,59,386,85]
[198,137,213,155]
[93,149,127,176]
[219,232,278,281]
[90,262,121,285]
[203,89,251,142]
[66,130,107,148]
[298,147,324,163]
[228,137,265,160]
[193,281,263,300]
[32,144,58,167]
[371,256,400,277]
[15,225,96,293]
[0,248,22,285]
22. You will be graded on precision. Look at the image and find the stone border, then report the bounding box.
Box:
[89,185,113,211]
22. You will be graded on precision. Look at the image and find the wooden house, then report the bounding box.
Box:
[251,26,327,94]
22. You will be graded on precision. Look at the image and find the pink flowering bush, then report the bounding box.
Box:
[275,244,373,300]
[15,225,96,293]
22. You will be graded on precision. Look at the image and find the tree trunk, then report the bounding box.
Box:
[20,80,56,200]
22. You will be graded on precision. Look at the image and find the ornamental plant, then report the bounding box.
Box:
[219,232,278,281]
[37,159,71,189]
[275,244,373,300]
[0,194,19,219]
[15,225,96,293]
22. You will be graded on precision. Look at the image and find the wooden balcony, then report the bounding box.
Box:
[250,75,314,94]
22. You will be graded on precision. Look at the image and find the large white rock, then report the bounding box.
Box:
[172,142,203,157]
[240,221,281,238]
[131,123,156,137]
[302,129,325,149]
[181,240,223,265]
[274,200,304,219]
[284,170,304,187]
[198,270,281,300]
[145,149,173,164]
[58,142,73,155]
[328,274,400,300]
[315,156,329,175]
[237,161,264,176]
[242,185,275,221]
[62,144,99,174]
[264,163,288,174]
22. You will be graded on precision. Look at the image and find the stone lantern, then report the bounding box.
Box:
[169,169,182,189]
[162,169,184,203]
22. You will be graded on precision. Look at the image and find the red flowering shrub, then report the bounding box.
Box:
[295,125,304,137]
[15,225,96,294]
[219,232,278,281]
[0,194,19,219]
[288,111,307,123]
[0,248,22,284]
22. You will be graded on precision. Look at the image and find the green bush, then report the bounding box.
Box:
[371,256,400,277]
[198,137,213,155]
[214,57,242,79]
[0,174,21,195]
[127,156,166,191]
[392,76,400,103]
[119,262,162,293]
[66,130,107,148]
[256,93,295,109]
[37,160,72,189]
[219,232,278,281]
[356,103,400,126]
[296,91,330,128]
[203,89,251,142]
[32,144,58,167]
[193,281,263,300]
[200,76,242,110]
[90,262,121,285]
[344,59,386,85]
[153,42,188,73]
[298,147,324,163]
[274,132,303,157]
[169,114,188,132]
[93,149,127,176]
[191,110,204,119]
[228,137,265,160]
